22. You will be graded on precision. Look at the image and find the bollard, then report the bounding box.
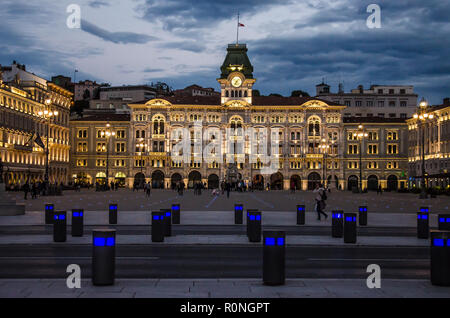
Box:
[430,230,450,286]
[109,204,118,225]
[172,204,181,224]
[417,212,429,239]
[438,214,450,231]
[71,209,84,237]
[247,210,262,242]
[234,204,244,225]
[92,229,116,286]
[161,209,172,237]
[296,205,305,225]
[420,207,429,213]
[263,231,285,286]
[246,209,259,237]
[45,204,54,225]
[151,212,165,242]
[344,213,357,243]
[332,211,344,238]
[53,211,67,242]
[358,206,368,226]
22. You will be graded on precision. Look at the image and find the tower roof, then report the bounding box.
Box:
[219,44,254,79]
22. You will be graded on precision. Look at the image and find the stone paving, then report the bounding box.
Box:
[0,234,430,247]
[0,278,448,298]
[7,188,450,214]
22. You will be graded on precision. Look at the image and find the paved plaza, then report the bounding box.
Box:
[7,188,450,214]
[0,278,449,298]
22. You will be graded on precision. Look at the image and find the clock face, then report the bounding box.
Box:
[231,76,242,88]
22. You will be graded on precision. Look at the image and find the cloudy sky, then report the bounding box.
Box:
[1,0,449,104]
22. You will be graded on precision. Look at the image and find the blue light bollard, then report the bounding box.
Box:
[296,205,305,225]
[45,204,54,224]
[246,209,259,237]
[263,231,285,286]
[109,204,118,225]
[417,208,429,239]
[332,211,344,238]
[92,229,116,286]
[234,204,244,225]
[172,204,181,224]
[71,209,84,237]
[151,211,165,242]
[247,211,262,242]
[161,209,172,237]
[430,230,450,286]
[53,211,67,242]
[438,214,450,231]
[358,206,368,226]
[344,213,357,243]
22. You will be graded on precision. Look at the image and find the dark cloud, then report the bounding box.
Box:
[81,19,158,44]
[143,68,164,73]
[136,0,292,30]
[159,41,207,52]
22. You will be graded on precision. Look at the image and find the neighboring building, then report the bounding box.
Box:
[51,75,74,93]
[88,85,157,114]
[316,83,418,119]
[69,113,131,187]
[407,98,450,189]
[0,62,73,186]
[69,43,408,191]
[74,80,105,101]
[174,85,220,97]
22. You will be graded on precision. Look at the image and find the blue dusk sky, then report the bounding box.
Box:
[1,0,449,104]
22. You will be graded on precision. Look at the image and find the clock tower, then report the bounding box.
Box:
[217,44,256,105]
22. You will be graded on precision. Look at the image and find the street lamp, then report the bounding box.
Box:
[355,125,368,193]
[38,99,58,192]
[413,98,434,199]
[319,138,330,186]
[101,123,115,190]
[137,141,147,174]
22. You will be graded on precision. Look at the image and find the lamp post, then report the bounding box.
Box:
[355,125,368,193]
[137,141,147,174]
[101,124,115,191]
[413,98,433,199]
[319,138,330,186]
[38,99,58,192]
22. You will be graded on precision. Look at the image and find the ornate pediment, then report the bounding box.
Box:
[145,99,172,107]
[223,100,250,108]
[301,100,329,108]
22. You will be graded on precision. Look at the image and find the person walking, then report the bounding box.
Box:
[291,181,295,194]
[313,183,328,221]
[377,185,382,195]
[23,182,30,200]
[226,182,231,198]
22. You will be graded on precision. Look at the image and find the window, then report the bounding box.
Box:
[96,142,106,152]
[387,131,398,140]
[135,159,146,167]
[348,161,359,169]
[400,113,407,119]
[378,113,385,118]
[115,159,125,167]
[153,115,165,134]
[290,161,301,169]
[355,101,362,107]
[378,101,385,107]
[387,161,398,169]
[348,132,358,141]
[344,100,351,107]
[77,142,87,152]
[77,129,87,138]
[116,142,126,153]
[400,89,405,94]
[368,144,378,154]
[253,115,265,123]
[378,89,383,94]
[389,113,396,118]
[400,101,407,107]
[367,101,374,107]
[116,130,126,139]
[308,117,320,136]
[367,162,378,169]
[96,159,106,167]
[389,89,395,94]
[387,144,398,154]
[368,132,378,141]
[348,144,358,154]
[76,159,87,167]
[389,101,396,107]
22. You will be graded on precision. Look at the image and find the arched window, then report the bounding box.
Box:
[308,116,321,136]
[244,91,248,97]
[230,116,243,129]
[153,115,165,135]
[225,90,229,97]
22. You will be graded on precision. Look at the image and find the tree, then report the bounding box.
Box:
[253,89,261,97]
[269,93,283,97]
[291,90,310,97]
[83,89,91,100]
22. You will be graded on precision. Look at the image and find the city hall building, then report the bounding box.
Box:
[70,44,408,191]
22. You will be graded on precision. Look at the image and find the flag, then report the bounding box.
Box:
[239,23,245,27]
[25,133,34,147]
[34,133,45,150]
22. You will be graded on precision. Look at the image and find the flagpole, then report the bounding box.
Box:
[236,12,239,45]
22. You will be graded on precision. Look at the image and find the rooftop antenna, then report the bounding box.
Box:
[236,12,245,46]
